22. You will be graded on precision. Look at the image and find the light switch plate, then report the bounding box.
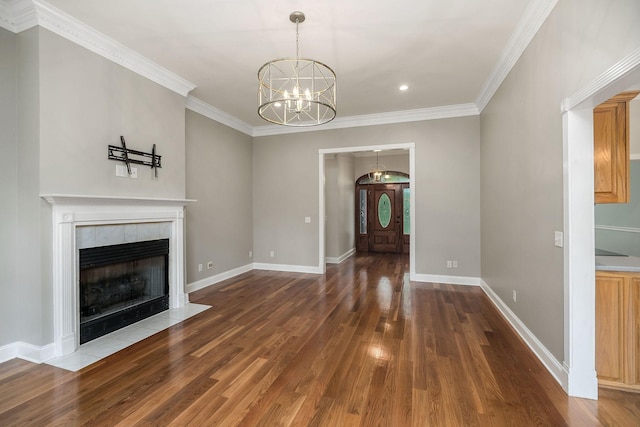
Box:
[554,231,563,248]
[116,164,127,177]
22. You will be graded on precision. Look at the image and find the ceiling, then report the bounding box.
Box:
[9,0,540,129]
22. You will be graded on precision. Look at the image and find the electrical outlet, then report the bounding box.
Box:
[447,260,452,268]
[198,264,203,272]
[207,261,213,269]
[452,260,458,268]
[129,167,138,178]
[513,290,517,302]
[270,251,275,258]
[249,250,252,258]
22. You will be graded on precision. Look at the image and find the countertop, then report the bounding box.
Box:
[595,255,640,272]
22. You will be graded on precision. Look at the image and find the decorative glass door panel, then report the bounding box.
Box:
[378,193,392,228]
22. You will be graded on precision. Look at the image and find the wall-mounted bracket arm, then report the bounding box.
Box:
[108,136,162,174]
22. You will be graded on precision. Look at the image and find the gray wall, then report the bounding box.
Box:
[185,110,253,283]
[325,154,355,260]
[480,0,640,361]
[16,28,45,346]
[38,29,186,198]
[2,27,189,348]
[336,154,356,258]
[0,27,18,345]
[253,117,481,277]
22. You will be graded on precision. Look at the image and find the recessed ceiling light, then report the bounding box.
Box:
[399,84,409,91]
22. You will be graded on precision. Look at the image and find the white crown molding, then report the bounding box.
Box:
[187,96,479,138]
[0,0,34,32]
[475,0,559,112]
[252,103,480,137]
[2,0,196,97]
[0,1,10,31]
[186,96,254,136]
[561,47,640,112]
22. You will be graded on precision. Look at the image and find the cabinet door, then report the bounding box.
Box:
[595,274,625,382]
[594,100,628,203]
[627,277,640,387]
[593,91,638,204]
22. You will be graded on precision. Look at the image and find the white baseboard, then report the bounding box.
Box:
[413,273,482,286]
[186,263,253,293]
[253,263,323,274]
[326,248,356,264]
[0,341,57,364]
[480,279,567,389]
[0,342,17,363]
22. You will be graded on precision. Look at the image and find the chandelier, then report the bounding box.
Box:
[258,11,337,127]
[369,151,388,182]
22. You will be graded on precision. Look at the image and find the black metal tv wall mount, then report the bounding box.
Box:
[108,136,162,177]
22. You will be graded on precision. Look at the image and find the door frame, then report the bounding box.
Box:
[562,48,640,399]
[318,143,416,276]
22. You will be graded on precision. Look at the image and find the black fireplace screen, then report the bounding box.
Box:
[79,238,169,344]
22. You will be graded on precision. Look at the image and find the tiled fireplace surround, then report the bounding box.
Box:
[44,195,191,359]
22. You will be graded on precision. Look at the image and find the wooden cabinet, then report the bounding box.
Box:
[596,271,640,391]
[594,91,639,204]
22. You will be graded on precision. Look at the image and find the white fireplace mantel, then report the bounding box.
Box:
[42,194,195,358]
[42,193,196,207]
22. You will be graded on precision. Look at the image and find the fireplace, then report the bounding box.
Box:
[79,239,170,344]
[43,194,191,358]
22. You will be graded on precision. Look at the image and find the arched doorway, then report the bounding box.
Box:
[355,171,410,254]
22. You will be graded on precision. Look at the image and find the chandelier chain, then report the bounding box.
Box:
[295,18,300,59]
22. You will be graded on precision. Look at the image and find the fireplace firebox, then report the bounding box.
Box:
[79,238,169,344]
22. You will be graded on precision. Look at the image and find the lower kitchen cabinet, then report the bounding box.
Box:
[596,270,640,391]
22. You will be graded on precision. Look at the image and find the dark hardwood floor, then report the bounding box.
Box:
[0,253,639,426]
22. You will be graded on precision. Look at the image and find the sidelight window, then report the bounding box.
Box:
[403,188,410,235]
[359,189,367,234]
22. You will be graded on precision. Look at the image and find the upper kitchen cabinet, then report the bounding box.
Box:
[594,91,640,204]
